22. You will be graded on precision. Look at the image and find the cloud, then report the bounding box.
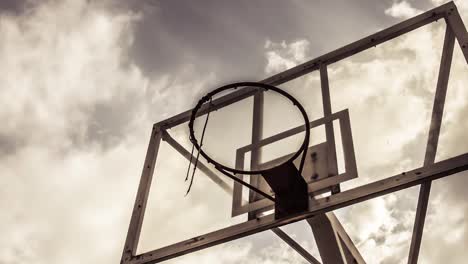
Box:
[385,1,422,19]
[0,0,221,262]
[264,39,311,74]
[0,0,150,263]
[0,0,148,151]
[1,0,468,264]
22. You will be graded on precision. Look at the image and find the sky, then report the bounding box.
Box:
[0,0,468,264]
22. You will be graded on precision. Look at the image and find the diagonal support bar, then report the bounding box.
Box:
[307,215,346,264]
[161,130,232,194]
[272,228,322,264]
[327,212,366,264]
[407,25,455,264]
[306,212,366,264]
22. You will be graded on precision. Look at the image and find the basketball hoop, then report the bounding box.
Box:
[188,82,311,176]
[189,82,311,217]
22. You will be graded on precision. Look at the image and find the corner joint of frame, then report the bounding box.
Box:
[445,1,457,10]
[153,123,166,135]
[120,250,134,264]
[442,2,457,17]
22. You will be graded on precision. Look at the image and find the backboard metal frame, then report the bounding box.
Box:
[121,2,468,264]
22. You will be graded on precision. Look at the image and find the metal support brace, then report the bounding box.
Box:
[327,213,366,264]
[407,25,455,264]
[307,215,346,264]
[307,212,366,264]
[272,228,321,264]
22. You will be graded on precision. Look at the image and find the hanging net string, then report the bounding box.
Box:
[184,144,195,182]
[185,98,213,195]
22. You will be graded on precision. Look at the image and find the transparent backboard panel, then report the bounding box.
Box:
[135,81,357,256]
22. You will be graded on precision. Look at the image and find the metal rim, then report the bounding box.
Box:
[188,82,310,175]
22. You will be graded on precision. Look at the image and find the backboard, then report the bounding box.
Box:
[121,2,468,264]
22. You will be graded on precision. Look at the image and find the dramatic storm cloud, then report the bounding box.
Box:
[0,1,467,264]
